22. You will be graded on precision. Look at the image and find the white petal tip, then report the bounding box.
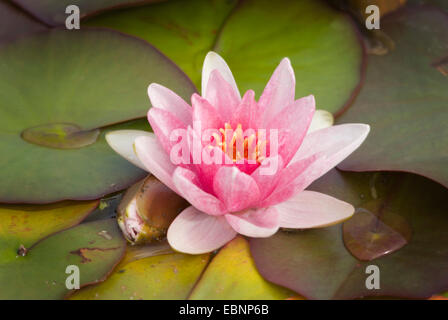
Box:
[106,130,153,170]
[202,51,240,98]
[308,109,334,133]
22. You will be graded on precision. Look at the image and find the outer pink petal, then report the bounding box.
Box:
[134,135,177,192]
[172,166,227,216]
[147,83,192,125]
[225,207,279,238]
[290,124,370,189]
[276,191,354,228]
[168,206,237,254]
[258,58,295,125]
[147,107,186,155]
[213,166,260,213]
[205,69,240,122]
[266,95,315,164]
[202,51,240,99]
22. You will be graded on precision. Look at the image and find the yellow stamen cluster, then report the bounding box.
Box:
[211,123,267,163]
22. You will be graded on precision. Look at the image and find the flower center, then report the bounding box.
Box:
[212,123,267,163]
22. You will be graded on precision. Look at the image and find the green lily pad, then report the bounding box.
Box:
[0,219,126,299]
[0,200,98,263]
[250,170,448,299]
[0,0,46,43]
[70,245,210,299]
[337,7,448,188]
[70,237,296,300]
[0,28,195,203]
[12,0,165,26]
[87,0,364,114]
[189,236,297,300]
[86,0,238,88]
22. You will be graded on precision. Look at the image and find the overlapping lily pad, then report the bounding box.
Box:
[409,0,448,12]
[87,0,364,114]
[86,0,238,87]
[70,237,296,299]
[0,205,126,299]
[0,0,46,43]
[250,170,448,299]
[189,236,297,300]
[0,28,195,203]
[0,200,98,263]
[13,0,164,26]
[329,0,406,21]
[337,7,448,188]
[70,244,209,300]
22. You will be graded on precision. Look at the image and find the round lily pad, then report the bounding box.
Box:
[337,7,448,188]
[0,200,98,263]
[0,0,46,44]
[409,0,448,12]
[0,28,195,203]
[12,0,164,26]
[189,236,297,300]
[70,237,296,299]
[70,247,210,300]
[86,0,364,114]
[0,216,126,299]
[250,170,448,299]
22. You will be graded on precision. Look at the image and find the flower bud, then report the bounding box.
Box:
[117,175,189,245]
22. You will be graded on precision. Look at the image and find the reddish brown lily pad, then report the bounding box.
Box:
[337,7,448,189]
[0,0,46,43]
[12,0,165,26]
[250,170,448,299]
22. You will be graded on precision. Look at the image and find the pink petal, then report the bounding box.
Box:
[258,154,318,207]
[147,83,192,125]
[266,95,315,164]
[290,124,370,189]
[250,155,285,200]
[191,93,223,131]
[134,135,177,192]
[261,124,370,207]
[276,191,354,228]
[147,107,186,155]
[225,207,279,238]
[185,126,233,184]
[204,69,241,122]
[172,166,227,216]
[195,145,233,193]
[213,166,260,213]
[258,58,295,125]
[168,206,237,254]
[202,51,240,99]
[232,89,259,129]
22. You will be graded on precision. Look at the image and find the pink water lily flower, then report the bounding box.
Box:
[106,52,369,254]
